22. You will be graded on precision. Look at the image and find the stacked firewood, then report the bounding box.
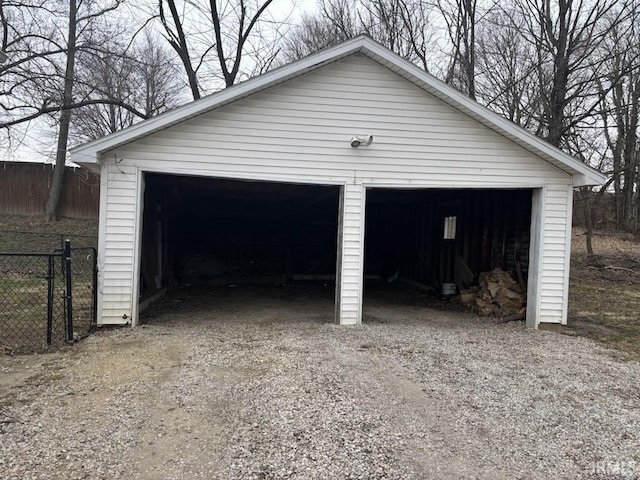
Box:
[1,344,14,356]
[459,268,525,317]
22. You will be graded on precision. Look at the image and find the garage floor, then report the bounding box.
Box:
[1,293,639,479]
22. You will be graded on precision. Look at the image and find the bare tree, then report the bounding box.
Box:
[0,0,147,220]
[2,0,281,220]
[158,0,201,99]
[0,0,65,150]
[437,0,480,99]
[157,0,281,99]
[282,0,438,73]
[136,35,185,117]
[43,0,78,220]
[43,0,129,221]
[211,0,276,87]
[480,0,639,251]
[281,0,360,61]
[597,11,640,231]
[511,0,633,148]
[475,9,543,130]
[71,35,183,143]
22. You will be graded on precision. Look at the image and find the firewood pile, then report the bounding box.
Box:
[458,268,525,317]
[1,343,14,356]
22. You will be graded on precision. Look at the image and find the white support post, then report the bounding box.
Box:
[334,186,344,323]
[335,182,366,325]
[561,185,574,325]
[131,168,145,326]
[95,164,108,326]
[526,187,544,329]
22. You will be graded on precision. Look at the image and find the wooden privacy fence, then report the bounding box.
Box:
[0,162,99,218]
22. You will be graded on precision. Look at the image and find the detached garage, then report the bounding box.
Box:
[72,36,605,329]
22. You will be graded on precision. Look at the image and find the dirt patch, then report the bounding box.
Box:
[0,354,61,405]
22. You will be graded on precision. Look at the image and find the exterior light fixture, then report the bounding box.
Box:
[350,135,374,148]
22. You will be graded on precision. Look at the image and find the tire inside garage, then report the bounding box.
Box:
[363,188,532,318]
[139,173,341,319]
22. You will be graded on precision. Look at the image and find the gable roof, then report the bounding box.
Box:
[71,35,606,187]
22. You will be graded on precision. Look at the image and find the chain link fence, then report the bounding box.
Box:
[0,232,98,354]
[67,247,98,338]
[0,253,66,353]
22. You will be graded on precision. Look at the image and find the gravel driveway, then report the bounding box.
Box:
[1,288,640,479]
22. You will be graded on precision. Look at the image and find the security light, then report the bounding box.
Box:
[350,135,374,148]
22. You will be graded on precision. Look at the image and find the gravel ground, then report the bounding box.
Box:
[1,289,640,479]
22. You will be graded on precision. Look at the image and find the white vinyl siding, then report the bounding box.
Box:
[539,185,572,324]
[336,184,366,325]
[98,163,137,324]
[110,55,569,187]
[97,54,573,326]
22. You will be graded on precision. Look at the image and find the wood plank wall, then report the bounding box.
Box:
[0,162,99,218]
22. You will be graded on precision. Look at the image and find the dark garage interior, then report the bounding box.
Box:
[364,188,532,293]
[139,173,532,318]
[140,173,341,300]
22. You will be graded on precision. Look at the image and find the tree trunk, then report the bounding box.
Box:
[583,189,594,255]
[624,86,639,231]
[45,0,76,221]
[636,148,640,234]
[462,0,476,100]
[546,0,569,148]
[160,0,201,100]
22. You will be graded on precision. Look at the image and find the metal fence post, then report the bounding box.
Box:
[64,239,74,344]
[91,247,98,330]
[47,255,54,345]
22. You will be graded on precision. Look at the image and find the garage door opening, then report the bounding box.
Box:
[138,173,341,318]
[363,188,532,316]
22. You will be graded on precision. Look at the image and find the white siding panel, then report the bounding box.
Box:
[337,184,366,324]
[106,203,137,213]
[99,163,137,324]
[109,54,570,188]
[541,264,566,272]
[106,198,136,207]
[103,230,134,240]
[104,179,136,189]
[102,270,134,280]
[538,185,572,324]
[102,264,134,272]
[104,252,135,261]
[100,311,129,325]
[98,53,574,326]
[103,300,133,309]
[103,242,135,250]
[103,218,137,228]
[103,286,134,294]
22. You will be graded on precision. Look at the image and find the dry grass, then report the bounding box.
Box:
[0,215,98,237]
[0,215,98,253]
[568,228,640,358]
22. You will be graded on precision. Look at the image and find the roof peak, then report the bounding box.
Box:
[71,36,605,187]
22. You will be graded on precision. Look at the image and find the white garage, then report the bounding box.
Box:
[71,36,605,329]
